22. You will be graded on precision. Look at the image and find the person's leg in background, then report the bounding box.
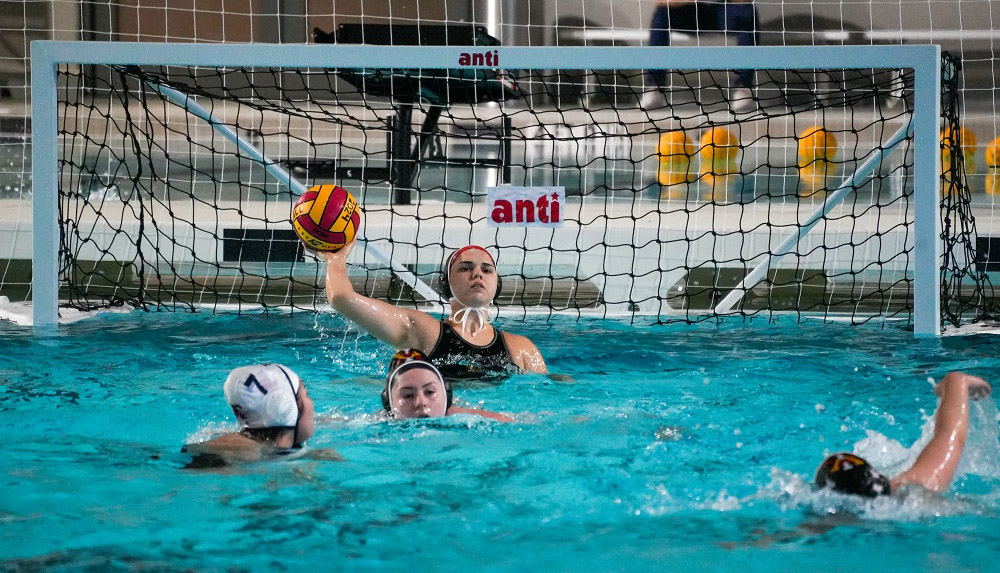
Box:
[723,0,759,111]
[647,4,672,88]
[644,1,702,108]
[724,0,758,88]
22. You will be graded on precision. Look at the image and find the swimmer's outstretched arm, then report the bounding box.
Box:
[323,240,439,350]
[182,433,268,463]
[891,372,992,492]
[182,436,344,470]
[448,405,515,422]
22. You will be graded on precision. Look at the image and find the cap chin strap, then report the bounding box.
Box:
[449,297,491,335]
[275,364,302,448]
[446,256,494,334]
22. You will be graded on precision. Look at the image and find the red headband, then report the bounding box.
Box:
[447,245,496,269]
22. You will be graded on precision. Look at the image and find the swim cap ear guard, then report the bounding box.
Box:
[439,246,503,300]
[815,453,892,497]
[381,349,453,412]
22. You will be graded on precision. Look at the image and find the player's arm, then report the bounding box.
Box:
[181,433,269,467]
[448,406,515,422]
[323,240,438,349]
[504,333,547,374]
[891,372,992,492]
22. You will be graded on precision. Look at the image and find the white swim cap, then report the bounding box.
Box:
[223,364,301,429]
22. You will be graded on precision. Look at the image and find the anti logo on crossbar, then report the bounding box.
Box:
[487,186,564,228]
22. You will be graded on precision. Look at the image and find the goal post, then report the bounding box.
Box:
[30,41,946,332]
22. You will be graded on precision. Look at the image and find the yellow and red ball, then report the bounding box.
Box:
[291,184,361,252]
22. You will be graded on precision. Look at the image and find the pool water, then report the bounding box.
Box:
[2,313,999,570]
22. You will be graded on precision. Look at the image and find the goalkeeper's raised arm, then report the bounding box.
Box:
[323,240,546,378]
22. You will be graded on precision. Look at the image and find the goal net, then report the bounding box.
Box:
[28,39,992,333]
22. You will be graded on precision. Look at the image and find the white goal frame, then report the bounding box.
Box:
[30,41,942,333]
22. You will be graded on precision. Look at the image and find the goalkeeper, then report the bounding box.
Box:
[323,240,547,379]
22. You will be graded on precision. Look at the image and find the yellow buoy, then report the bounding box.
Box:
[985,135,1000,196]
[699,127,740,203]
[941,126,978,193]
[657,130,695,199]
[797,126,838,198]
[941,125,978,156]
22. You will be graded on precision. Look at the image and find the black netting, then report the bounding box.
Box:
[52,53,981,328]
[939,53,1000,328]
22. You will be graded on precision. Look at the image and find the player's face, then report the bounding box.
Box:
[390,368,448,418]
[295,382,315,445]
[450,249,498,306]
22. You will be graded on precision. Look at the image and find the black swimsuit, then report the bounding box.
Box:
[426,321,516,381]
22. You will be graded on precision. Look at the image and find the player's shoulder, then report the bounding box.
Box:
[402,307,443,331]
[502,330,536,347]
[501,331,542,359]
[182,433,270,468]
[402,309,445,348]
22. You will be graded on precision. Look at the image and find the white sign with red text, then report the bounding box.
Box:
[486,186,564,228]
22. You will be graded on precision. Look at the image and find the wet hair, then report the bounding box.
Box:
[439,245,503,299]
[815,453,892,497]
[240,426,299,447]
[381,349,452,412]
[240,426,295,442]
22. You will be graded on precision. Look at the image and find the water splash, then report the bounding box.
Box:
[757,468,987,522]
[183,421,236,444]
[855,397,1000,481]
[758,397,1000,521]
[958,398,1000,480]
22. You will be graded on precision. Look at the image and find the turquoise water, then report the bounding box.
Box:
[2,313,1000,570]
